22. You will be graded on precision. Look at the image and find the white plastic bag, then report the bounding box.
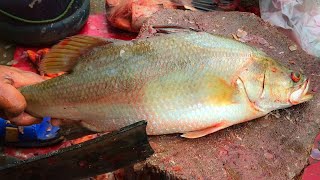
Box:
[260,0,320,57]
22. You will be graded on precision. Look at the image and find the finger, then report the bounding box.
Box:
[12,69,45,87]
[0,81,26,118]
[51,118,62,126]
[0,66,45,88]
[9,112,42,126]
[51,118,75,126]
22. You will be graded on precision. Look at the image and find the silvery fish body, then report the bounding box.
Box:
[20,32,312,138]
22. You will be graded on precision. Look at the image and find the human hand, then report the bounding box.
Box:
[0,65,45,126]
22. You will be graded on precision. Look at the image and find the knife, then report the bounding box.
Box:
[0,120,154,179]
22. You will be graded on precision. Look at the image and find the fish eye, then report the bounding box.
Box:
[291,72,301,83]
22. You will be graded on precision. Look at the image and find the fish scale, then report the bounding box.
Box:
[19,32,312,138]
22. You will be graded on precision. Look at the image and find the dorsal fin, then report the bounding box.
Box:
[39,35,112,74]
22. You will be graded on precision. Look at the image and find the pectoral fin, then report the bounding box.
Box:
[181,122,229,138]
[39,35,113,74]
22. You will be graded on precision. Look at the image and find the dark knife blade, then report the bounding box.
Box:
[0,120,154,180]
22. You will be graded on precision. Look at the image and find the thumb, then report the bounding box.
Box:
[0,81,26,118]
[9,112,42,126]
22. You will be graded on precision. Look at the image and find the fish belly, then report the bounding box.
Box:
[27,95,262,135]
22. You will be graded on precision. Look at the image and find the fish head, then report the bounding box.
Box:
[264,61,313,106]
[240,58,313,112]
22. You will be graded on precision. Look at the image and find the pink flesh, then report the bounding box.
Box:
[4,134,99,160]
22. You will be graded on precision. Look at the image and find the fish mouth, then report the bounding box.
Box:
[289,79,313,105]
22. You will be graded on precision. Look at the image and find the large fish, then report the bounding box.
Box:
[20,31,313,138]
